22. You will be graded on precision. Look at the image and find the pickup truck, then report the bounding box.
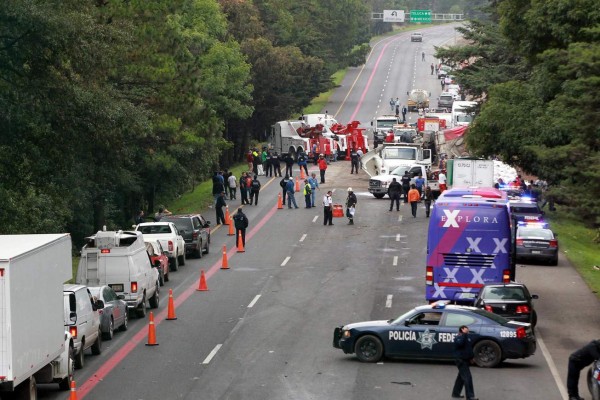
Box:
[136,222,186,270]
[368,164,440,199]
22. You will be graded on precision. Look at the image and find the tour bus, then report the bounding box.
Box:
[425,187,514,302]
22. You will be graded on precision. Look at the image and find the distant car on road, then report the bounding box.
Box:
[509,198,545,223]
[88,286,128,340]
[470,283,539,327]
[411,32,423,42]
[516,224,559,265]
[588,359,600,400]
[332,302,536,367]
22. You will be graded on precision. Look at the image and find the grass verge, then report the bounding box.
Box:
[547,210,600,299]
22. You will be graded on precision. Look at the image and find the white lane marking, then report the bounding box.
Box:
[247,294,261,308]
[281,256,291,267]
[537,332,569,399]
[393,256,398,266]
[312,215,318,223]
[398,215,403,222]
[396,234,401,242]
[202,344,223,364]
[299,234,307,242]
[386,295,393,308]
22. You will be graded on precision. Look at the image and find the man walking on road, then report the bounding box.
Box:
[232,208,248,247]
[350,148,359,174]
[423,186,433,218]
[401,170,411,203]
[388,178,402,211]
[408,184,420,217]
[566,339,600,400]
[401,105,407,123]
[285,178,299,209]
[430,63,434,74]
[346,187,357,225]
[249,175,261,205]
[452,325,478,400]
[318,154,328,183]
[308,173,319,208]
[323,190,333,226]
[422,51,425,61]
[215,192,227,225]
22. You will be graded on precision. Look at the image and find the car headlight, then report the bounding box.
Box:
[342,330,351,338]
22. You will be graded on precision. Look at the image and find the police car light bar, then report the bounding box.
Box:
[431,300,450,309]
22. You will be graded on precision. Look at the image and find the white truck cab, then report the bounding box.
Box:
[361,143,432,176]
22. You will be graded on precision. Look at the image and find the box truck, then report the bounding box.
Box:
[0,234,73,399]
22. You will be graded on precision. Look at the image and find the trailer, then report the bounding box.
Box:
[0,234,73,399]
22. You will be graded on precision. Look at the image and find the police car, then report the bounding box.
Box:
[332,302,536,367]
[516,222,559,265]
[508,198,544,223]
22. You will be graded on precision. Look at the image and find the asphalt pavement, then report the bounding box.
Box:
[38,24,599,400]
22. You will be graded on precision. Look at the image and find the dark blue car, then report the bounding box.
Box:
[333,302,536,367]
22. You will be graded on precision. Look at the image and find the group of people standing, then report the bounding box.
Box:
[246,148,282,177]
[386,172,434,217]
[389,97,408,123]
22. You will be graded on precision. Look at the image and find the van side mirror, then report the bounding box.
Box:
[70,312,77,323]
[95,300,104,309]
[531,294,539,300]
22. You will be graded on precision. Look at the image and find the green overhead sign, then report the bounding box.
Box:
[410,10,432,23]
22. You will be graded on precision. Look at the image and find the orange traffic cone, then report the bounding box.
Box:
[166,289,177,320]
[221,245,229,269]
[145,312,158,346]
[225,206,231,225]
[277,193,283,209]
[69,380,78,400]
[197,270,208,291]
[237,232,245,253]
[295,177,300,192]
[300,167,305,179]
[228,218,235,236]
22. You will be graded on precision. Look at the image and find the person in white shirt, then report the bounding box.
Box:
[323,191,333,226]
[439,172,447,193]
[228,173,237,200]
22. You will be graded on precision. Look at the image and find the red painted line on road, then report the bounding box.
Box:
[349,40,394,122]
[77,205,279,398]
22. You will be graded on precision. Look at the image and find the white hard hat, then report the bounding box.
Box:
[347,187,353,192]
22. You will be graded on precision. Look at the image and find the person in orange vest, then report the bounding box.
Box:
[318,154,328,184]
[408,184,421,218]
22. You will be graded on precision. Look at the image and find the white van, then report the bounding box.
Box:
[76,230,160,318]
[63,284,102,369]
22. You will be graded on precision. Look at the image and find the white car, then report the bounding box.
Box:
[64,284,103,369]
[136,222,186,271]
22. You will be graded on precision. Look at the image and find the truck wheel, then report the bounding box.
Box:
[103,317,114,340]
[15,376,36,400]
[169,256,179,272]
[178,253,185,266]
[149,285,160,309]
[373,193,385,199]
[120,311,129,331]
[136,295,147,318]
[74,343,84,370]
[473,340,502,368]
[91,330,102,355]
[58,345,75,390]
[354,335,384,363]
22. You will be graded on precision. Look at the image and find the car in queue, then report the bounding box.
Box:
[161,214,211,258]
[332,302,536,368]
[468,283,539,328]
[144,239,170,286]
[136,222,186,271]
[88,285,129,340]
[515,222,559,265]
[508,198,544,223]
[588,359,600,400]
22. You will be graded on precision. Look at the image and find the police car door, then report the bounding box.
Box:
[387,311,444,357]
[438,311,482,357]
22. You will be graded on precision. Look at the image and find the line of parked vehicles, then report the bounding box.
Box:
[0,213,211,400]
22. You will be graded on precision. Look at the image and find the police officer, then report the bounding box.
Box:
[265,151,273,177]
[567,339,600,400]
[280,174,290,205]
[272,152,282,177]
[350,148,359,174]
[400,170,411,203]
[232,208,249,247]
[346,187,357,225]
[452,325,478,400]
[284,153,294,177]
[387,178,402,211]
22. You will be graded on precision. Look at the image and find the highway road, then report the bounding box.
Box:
[39,24,599,400]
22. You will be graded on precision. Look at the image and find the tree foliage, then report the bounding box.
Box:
[436,0,600,226]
